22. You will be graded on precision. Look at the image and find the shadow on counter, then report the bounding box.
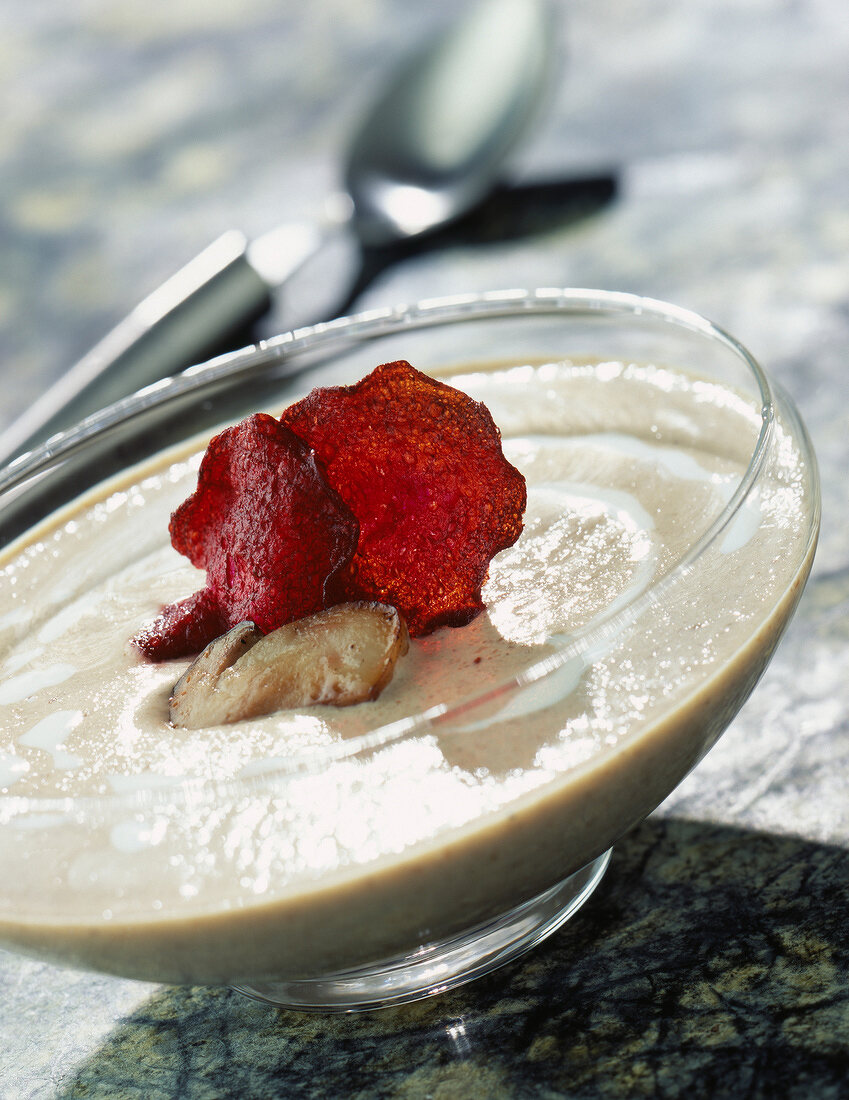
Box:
[55,816,849,1099]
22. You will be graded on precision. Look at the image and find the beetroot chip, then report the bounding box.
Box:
[280,361,526,635]
[133,413,358,660]
[133,588,225,662]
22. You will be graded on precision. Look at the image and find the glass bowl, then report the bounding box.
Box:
[0,289,819,1012]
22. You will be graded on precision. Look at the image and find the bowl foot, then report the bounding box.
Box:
[231,848,611,1013]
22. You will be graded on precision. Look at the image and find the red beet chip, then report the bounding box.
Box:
[134,413,359,659]
[280,361,526,636]
[133,588,225,662]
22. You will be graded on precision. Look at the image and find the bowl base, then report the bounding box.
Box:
[231,849,611,1013]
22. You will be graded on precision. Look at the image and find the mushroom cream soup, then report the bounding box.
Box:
[0,359,815,984]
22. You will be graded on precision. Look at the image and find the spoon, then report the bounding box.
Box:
[0,0,555,468]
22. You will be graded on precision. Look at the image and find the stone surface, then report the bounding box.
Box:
[1,0,848,1095]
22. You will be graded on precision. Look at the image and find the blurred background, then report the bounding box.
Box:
[3,1,847,579]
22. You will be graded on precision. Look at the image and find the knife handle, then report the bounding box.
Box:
[0,230,273,468]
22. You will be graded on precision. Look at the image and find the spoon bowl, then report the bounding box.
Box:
[345,0,556,246]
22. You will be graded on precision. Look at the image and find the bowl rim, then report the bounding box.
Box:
[0,287,814,816]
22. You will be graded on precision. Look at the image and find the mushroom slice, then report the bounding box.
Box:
[169,602,408,729]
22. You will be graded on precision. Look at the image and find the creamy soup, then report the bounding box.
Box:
[0,359,815,984]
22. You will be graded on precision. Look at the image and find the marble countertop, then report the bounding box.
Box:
[1,1,848,1096]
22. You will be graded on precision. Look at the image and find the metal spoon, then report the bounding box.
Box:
[0,0,555,468]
